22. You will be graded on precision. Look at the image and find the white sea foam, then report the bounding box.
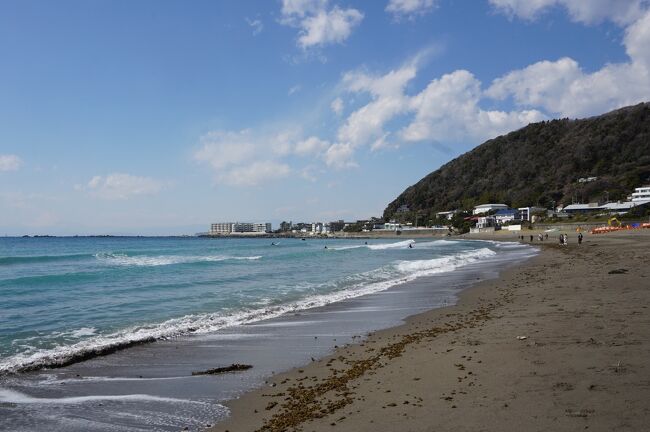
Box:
[94,253,262,267]
[331,239,454,251]
[35,375,190,386]
[329,245,365,251]
[395,247,496,277]
[68,327,97,338]
[366,240,415,250]
[412,239,458,248]
[0,246,528,375]
[0,388,213,405]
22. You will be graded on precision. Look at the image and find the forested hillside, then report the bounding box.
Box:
[384,102,650,221]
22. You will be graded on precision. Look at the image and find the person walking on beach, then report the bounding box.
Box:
[530,235,534,242]
[578,232,583,245]
[559,234,565,246]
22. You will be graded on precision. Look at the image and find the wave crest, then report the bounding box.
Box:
[94,253,262,267]
[0,246,510,375]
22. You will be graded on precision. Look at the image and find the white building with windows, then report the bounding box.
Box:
[436,210,458,220]
[518,206,547,222]
[476,216,496,229]
[210,222,235,234]
[631,186,650,203]
[209,222,271,235]
[473,203,508,215]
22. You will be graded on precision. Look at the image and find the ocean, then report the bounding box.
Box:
[0,236,536,431]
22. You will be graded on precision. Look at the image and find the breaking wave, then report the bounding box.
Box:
[0,388,218,406]
[0,246,502,375]
[94,253,262,267]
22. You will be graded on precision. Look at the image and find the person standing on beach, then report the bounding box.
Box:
[578,232,583,245]
[530,235,534,242]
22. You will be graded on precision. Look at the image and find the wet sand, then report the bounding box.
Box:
[210,230,650,432]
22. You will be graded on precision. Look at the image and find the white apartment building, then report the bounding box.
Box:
[631,186,650,203]
[209,222,271,235]
[518,206,547,222]
[210,222,235,234]
[473,203,508,215]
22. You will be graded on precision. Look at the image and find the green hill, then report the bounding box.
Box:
[383,102,650,222]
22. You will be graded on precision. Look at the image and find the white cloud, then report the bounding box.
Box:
[324,61,543,166]
[337,65,416,150]
[489,0,649,25]
[280,0,364,49]
[386,0,437,18]
[323,142,358,168]
[222,161,291,187]
[0,154,22,171]
[330,97,344,115]
[193,128,329,186]
[486,9,650,117]
[79,173,163,200]
[281,0,328,18]
[294,136,330,156]
[245,17,264,35]
[193,130,258,170]
[403,70,545,142]
[288,84,302,95]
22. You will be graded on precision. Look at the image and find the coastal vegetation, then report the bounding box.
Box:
[384,103,650,223]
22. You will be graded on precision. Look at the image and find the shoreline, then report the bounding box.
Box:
[210,230,650,432]
[1,237,535,432]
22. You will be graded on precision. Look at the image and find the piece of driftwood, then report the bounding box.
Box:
[191,363,253,376]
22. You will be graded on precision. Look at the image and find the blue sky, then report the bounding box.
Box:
[1,0,649,235]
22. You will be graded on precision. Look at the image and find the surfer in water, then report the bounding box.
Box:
[408,243,413,249]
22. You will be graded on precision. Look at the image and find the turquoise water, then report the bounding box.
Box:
[0,236,501,374]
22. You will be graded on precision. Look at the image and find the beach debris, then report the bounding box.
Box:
[610,360,626,373]
[552,382,575,391]
[516,336,527,340]
[565,408,594,418]
[191,363,252,376]
[608,268,628,274]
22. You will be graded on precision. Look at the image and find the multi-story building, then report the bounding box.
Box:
[210,222,235,235]
[473,203,508,215]
[518,206,547,222]
[631,186,650,203]
[209,222,271,235]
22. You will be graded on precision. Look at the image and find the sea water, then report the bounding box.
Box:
[0,236,536,431]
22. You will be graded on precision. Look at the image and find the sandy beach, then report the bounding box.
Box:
[210,230,650,432]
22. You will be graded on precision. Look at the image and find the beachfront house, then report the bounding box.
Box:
[563,203,603,214]
[631,186,650,203]
[476,216,496,229]
[384,222,402,231]
[436,210,458,220]
[518,206,547,222]
[493,208,521,225]
[473,203,508,215]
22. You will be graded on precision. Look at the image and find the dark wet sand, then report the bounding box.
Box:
[210,230,650,432]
